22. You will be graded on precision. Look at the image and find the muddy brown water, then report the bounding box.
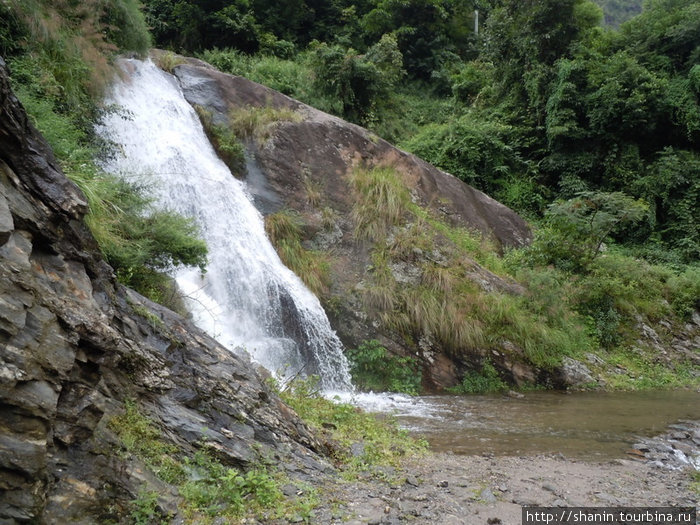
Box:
[394,390,700,460]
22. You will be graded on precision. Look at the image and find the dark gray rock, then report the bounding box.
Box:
[558,357,595,388]
[0,193,12,245]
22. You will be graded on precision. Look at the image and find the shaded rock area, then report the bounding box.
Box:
[169,56,536,390]
[0,56,330,523]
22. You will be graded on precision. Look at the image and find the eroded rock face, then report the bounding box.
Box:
[171,58,533,390]
[0,57,326,524]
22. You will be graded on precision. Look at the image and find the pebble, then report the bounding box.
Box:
[405,475,420,487]
[542,483,558,494]
[480,488,497,503]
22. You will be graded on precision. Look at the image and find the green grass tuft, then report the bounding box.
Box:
[194,105,245,174]
[229,105,302,143]
[278,377,427,476]
[265,210,331,297]
[350,166,410,241]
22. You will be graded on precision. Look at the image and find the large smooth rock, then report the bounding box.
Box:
[171,56,533,390]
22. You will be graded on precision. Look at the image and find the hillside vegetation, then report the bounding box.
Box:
[2,0,698,392]
[1,0,207,309]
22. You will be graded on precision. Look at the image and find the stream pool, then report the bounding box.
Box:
[337,389,700,460]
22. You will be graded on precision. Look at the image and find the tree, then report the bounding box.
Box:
[483,0,602,126]
[310,34,404,125]
[541,191,649,269]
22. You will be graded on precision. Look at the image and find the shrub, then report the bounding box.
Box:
[309,34,404,126]
[401,114,524,195]
[347,340,422,395]
[448,360,508,394]
[181,451,283,519]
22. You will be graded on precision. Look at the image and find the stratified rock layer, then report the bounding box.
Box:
[0,57,326,524]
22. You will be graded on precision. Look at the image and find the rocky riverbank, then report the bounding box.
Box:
[297,450,697,525]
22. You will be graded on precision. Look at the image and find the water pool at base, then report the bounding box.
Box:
[339,389,700,460]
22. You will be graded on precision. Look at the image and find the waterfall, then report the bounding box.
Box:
[96,59,352,391]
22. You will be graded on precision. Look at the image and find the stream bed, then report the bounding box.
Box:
[344,389,700,461]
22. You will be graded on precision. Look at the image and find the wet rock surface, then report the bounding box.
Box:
[299,451,697,525]
[631,420,700,470]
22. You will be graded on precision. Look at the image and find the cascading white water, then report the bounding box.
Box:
[96,59,352,391]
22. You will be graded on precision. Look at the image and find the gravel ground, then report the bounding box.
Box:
[298,453,698,525]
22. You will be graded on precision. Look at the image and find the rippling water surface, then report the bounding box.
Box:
[338,389,700,460]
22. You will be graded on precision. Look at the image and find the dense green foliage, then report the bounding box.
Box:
[171,0,699,266]
[348,340,422,395]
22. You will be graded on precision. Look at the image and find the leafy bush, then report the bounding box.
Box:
[402,113,526,197]
[129,490,162,525]
[309,34,404,126]
[347,340,422,395]
[523,191,649,272]
[181,451,283,519]
[448,360,508,394]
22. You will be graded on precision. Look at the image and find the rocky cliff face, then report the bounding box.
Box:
[169,56,534,389]
[0,57,328,524]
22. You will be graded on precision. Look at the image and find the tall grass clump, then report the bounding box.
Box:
[6,0,150,112]
[350,166,410,241]
[265,210,330,297]
[229,105,302,143]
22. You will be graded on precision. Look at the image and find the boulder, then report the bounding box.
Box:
[170,56,533,390]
